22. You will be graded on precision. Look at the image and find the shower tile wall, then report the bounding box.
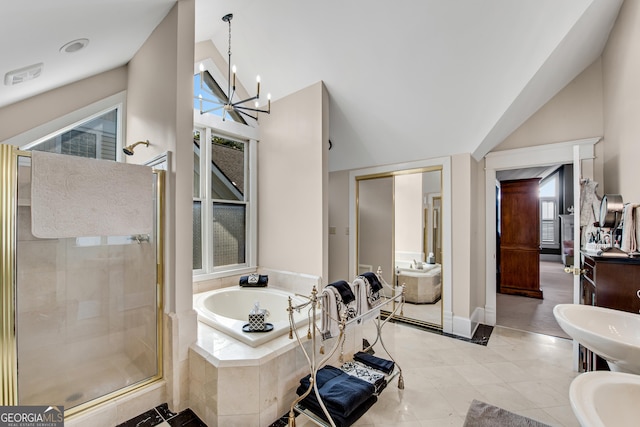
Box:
[16,202,157,409]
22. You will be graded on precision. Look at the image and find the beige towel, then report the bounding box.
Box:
[352,277,368,317]
[320,287,340,339]
[31,151,153,238]
[353,276,384,322]
[621,203,638,253]
[635,206,640,253]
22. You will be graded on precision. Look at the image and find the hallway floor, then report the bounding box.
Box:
[497,260,573,339]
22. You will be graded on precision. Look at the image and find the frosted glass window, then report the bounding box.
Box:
[193,201,203,270]
[193,127,250,273]
[212,203,246,266]
[193,66,256,276]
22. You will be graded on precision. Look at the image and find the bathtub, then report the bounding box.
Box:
[193,287,310,347]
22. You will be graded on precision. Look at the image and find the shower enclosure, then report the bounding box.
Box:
[0,144,164,417]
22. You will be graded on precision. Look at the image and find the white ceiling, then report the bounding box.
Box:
[1,0,623,172]
[0,0,176,109]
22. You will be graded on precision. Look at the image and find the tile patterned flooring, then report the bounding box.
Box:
[292,322,579,427]
[116,404,206,427]
[125,322,579,427]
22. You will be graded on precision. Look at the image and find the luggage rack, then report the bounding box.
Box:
[286,270,405,427]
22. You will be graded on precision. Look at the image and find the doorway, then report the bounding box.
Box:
[483,138,600,337]
[495,165,574,338]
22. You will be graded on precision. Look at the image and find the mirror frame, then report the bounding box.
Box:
[349,157,453,334]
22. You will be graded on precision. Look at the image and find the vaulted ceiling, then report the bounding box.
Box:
[1,0,624,171]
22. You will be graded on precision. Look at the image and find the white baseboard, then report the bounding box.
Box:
[442,310,454,335]
[452,315,472,339]
[451,307,485,339]
[484,305,496,326]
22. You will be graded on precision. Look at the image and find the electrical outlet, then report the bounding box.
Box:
[329,226,336,235]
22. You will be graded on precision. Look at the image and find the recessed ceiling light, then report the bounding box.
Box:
[60,38,89,54]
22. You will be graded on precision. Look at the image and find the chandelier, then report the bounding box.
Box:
[197,13,270,121]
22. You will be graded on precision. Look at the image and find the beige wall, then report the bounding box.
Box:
[451,154,473,320]
[494,58,604,152]
[358,177,394,283]
[0,66,127,143]
[602,0,640,202]
[258,81,329,283]
[127,0,195,314]
[328,170,350,283]
[395,173,424,259]
[126,0,195,414]
[471,156,485,311]
[447,153,484,335]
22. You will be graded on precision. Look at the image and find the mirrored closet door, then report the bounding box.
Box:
[357,168,443,329]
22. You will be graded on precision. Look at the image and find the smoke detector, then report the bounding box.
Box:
[4,63,44,86]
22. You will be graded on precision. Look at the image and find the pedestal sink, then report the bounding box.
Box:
[570,371,640,427]
[553,304,640,374]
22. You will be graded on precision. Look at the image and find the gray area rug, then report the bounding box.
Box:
[463,400,552,427]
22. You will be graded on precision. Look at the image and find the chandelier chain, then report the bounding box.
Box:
[227,16,232,58]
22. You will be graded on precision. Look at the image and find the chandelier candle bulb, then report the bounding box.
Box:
[232,65,236,88]
[268,93,271,112]
[256,75,261,97]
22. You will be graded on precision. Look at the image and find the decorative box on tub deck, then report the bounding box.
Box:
[248,312,266,331]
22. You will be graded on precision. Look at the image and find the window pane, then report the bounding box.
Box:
[61,130,97,157]
[539,176,557,198]
[30,109,117,160]
[541,200,555,220]
[211,136,245,201]
[194,131,201,198]
[194,71,246,124]
[193,201,202,270]
[541,221,555,242]
[212,203,246,267]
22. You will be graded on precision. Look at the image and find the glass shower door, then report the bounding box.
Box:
[15,156,161,412]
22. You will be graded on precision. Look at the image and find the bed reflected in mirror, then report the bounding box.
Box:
[357,168,443,329]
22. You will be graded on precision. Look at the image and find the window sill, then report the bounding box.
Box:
[193,266,257,283]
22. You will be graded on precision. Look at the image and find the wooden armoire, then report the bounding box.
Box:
[499,178,543,298]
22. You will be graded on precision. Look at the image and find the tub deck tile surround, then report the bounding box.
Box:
[189,312,361,426]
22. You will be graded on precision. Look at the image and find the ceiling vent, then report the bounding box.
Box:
[4,63,44,86]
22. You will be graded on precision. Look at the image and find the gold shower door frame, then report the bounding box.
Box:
[0,144,165,417]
